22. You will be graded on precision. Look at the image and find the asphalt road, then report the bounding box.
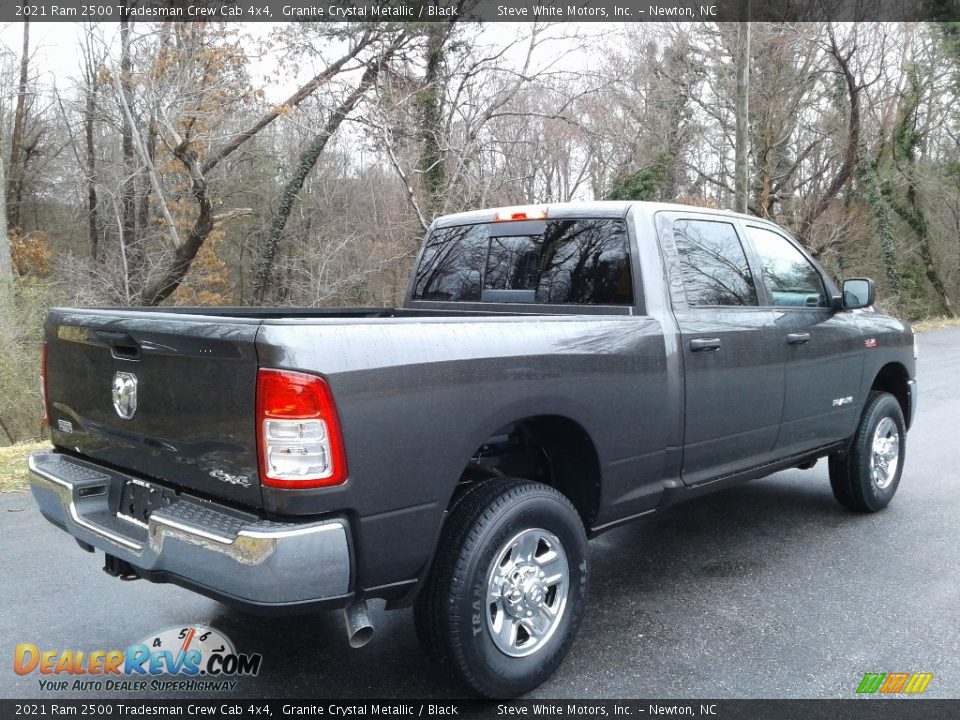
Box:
[2,327,958,700]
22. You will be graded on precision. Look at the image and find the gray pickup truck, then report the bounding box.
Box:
[29,201,917,696]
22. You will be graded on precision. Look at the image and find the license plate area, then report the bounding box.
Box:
[116,477,176,527]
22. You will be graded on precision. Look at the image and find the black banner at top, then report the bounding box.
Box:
[0,0,959,23]
[1,700,960,720]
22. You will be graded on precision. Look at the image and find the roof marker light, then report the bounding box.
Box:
[493,206,548,222]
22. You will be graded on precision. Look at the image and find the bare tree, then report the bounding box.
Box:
[797,25,865,244]
[6,18,30,235]
[118,15,142,287]
[883,64,954,316]
[376,23,586,229]
[252,35,408,302]
[0,155,10,281]
[139,25,384,305]
[734,19,750,213]
[82,40,102,261]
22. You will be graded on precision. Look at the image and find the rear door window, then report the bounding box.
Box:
[413,219,633,305]
[672,219,758,307]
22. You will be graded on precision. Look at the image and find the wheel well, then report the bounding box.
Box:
[459,416,602,527]
[871,363,910,426]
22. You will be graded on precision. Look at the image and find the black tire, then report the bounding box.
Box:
[829,391,906,512]
[414,477,589,698]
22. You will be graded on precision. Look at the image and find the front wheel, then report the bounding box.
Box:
[415,478,588,698]
[829,391,906,512]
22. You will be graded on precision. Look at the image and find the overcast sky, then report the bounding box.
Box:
[0,21,616,106]
[0,22,288,100]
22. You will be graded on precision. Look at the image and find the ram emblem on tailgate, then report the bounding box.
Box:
[112,371,138,420]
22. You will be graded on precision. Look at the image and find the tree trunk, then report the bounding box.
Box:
[252,50,397,302]
[0,155,11,281]
[857,158,901,293]
[734,18,750,214]
[885,69,954,316]
[416,24,449,220]
[141,37,394,306]
[84,77,100,261]
[915,219,954,316]
[200,35,376,176]
[878,164,950,313]
[135,122,156,246]
[0,154,12,341]
[799,28,862,242]
[905,180,954,314]
[139,146,212,306]
[6,18,30,234]
[120,16,141,292]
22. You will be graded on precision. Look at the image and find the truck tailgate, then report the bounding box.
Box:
[44,309,263,507]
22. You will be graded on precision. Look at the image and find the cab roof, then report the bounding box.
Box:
[432,200,750,228]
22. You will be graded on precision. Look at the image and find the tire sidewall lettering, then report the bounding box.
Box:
[456,492,587,692]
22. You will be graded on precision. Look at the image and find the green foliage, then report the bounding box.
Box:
[938,22,960,84]
[888,256,939,321]
[900,258,932,301]
[414,22,453,218]
[855,157,902,295]
[945,159,960,180]
[607,164,668,201]
[892,67,923,162]
[881,63,954,317]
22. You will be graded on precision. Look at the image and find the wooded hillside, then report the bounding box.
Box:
[1,20,958,442]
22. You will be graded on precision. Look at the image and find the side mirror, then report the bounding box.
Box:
[842,278,875,310]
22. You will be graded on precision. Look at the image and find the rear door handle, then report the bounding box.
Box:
[690,337,721,352]
[786,332,811,345]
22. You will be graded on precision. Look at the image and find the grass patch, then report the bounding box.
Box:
[913,316,960,333]
[0,441,48,492]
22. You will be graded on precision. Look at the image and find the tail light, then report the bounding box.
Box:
[40,342,50,427]
[256,369,348,488]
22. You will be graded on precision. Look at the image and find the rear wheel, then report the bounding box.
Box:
[829,391,906,512]
[415,478,588,698]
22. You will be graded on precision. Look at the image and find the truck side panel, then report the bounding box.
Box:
[254,315,671,595]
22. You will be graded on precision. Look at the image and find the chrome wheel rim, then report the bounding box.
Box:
[485,528,569,658]
[870,417,900,490]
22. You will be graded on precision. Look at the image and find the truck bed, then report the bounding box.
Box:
[68,304,632,319]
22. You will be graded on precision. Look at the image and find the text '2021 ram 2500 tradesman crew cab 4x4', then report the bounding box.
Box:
[29,201,917,697]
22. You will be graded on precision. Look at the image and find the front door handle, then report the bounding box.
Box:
[787,332,812,345]
[690,337,722,352]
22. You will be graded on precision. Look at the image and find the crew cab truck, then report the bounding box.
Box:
[29,201,917,697]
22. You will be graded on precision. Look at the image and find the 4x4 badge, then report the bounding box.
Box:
[112,371,138,419]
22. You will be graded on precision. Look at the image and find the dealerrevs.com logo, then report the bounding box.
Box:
[14,626,262,692]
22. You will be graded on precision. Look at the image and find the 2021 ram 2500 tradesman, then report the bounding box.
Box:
[29,201,917,697]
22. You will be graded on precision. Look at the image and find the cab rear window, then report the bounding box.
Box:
[412,219,633,305]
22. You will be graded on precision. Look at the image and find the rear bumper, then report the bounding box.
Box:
[28,450,352,612]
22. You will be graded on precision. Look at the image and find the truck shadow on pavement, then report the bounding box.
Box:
[206,469,864,698]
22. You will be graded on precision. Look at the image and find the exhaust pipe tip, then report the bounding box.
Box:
[348,625,374,649]
[343,600,374,649]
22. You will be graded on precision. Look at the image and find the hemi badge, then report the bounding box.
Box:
[865,338,878,349]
